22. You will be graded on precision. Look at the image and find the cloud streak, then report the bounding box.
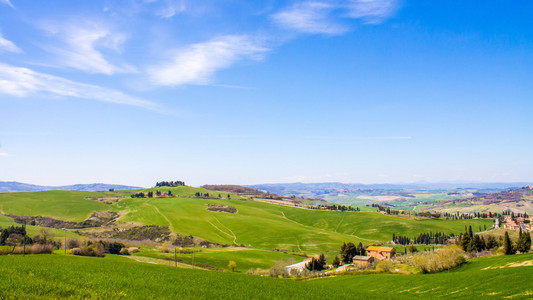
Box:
[0,0,14,8]
[0,63,157,110]
[41,22,133,75]
[148,35,267,86]
[346,0,399,24]
[0,33,21,53]
[272,0,398,34]
[155,0,186,18]
[272,2,347,35]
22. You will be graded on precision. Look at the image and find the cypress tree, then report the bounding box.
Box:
[504,231,514,255]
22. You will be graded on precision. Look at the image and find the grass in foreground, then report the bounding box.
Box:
[0,253,532,299]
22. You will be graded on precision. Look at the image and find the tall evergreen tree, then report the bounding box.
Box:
[504,231,515,255]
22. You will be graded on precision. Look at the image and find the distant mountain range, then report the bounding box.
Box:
[247,181,531,197]
[0,181,143,193]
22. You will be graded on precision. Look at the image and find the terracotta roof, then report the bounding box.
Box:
[366,246,395,252]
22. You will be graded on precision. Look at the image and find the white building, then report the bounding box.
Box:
[284,260,311,273]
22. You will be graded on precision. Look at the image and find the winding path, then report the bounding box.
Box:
[145,201,175,231]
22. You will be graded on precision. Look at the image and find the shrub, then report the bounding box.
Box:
[12,244,53,254]
[376,260,393,273]
[67,239,81,249]
[409,245,465,273]
[106,242,125,255]
[269,259,292,278]
[70,244,105,257]
[127,247,140,254]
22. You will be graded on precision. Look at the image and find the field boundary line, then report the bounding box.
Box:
[207,220,234,240]
[214,217,237,244]
[145,200,175,232]
[334,213,345,233]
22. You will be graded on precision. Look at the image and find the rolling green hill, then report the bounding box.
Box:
[0,186,493,253]
[0,187,492,253]
[0,253,531,299]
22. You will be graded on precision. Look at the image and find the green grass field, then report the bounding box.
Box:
[0,187,493,253]
[136,247,305,272]
[0,253,531,299]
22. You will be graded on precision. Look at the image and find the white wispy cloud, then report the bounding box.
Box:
[0,63,156,110]
[0,33,21,53]
[272,0,398,34]
[148,35,267,86]
[0,152,8,157]
[272,2,347,35]
[41,22,134,75]
[346,0,399,24]
[156,0,186,18]
[0,0,14,8]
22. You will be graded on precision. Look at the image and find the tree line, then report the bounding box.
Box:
[458,225,531,254]
[194,192,231,199]
[130,190,173,198]
[392,231,456,246]
[155,181,185,187]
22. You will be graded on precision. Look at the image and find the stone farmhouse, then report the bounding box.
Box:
[366,246,396,260]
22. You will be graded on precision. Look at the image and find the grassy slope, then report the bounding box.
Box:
[0,214,81,239]
[0,253,531,299]
[137,247,305,272]
[0,188,493,252]
[0,191,122,222]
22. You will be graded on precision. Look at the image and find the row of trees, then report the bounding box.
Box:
[131,190,173,198]
[322,205,359,212]
[392,232,456,246]
[372,204,402,215]
[502,210,529,219]
[441,211,498,220]
[194,192,230,199]
[156,181,185,187]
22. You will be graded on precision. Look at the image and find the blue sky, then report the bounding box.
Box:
[0,0,532,187]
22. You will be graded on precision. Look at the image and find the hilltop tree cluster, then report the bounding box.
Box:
[324,204,358,212]
[156,181,185,187]
[372,204,401,215]
[131,190,173,198]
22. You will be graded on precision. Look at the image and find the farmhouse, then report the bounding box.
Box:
[352,255,374,267]
[284,260,311,274]
[366,246,396,260]
[504,219,519,230]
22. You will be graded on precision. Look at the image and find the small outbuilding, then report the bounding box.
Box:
[284,260,311,274]
[352,255,374,267]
